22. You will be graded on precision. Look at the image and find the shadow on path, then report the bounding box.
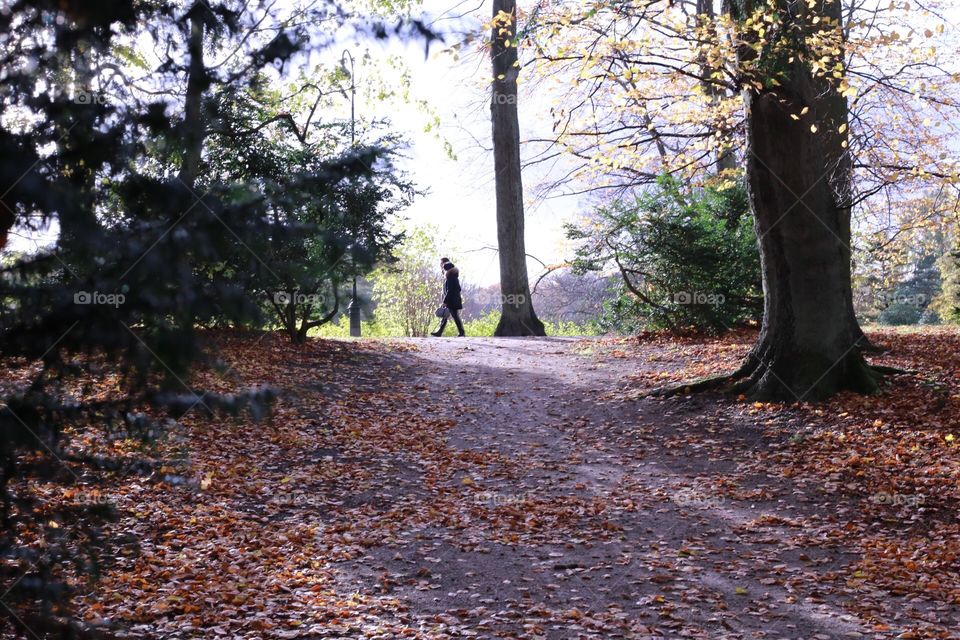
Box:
[317,337,941,639]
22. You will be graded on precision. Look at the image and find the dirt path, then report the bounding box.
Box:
[325,337,939,640]
[48,332,959,639]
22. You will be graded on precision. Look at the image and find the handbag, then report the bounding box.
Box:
[435,306,448,318]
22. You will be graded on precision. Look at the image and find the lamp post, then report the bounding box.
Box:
[341,49,361,338]
[342,49,355,146]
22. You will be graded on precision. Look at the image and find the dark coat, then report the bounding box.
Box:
[443,266,463,310]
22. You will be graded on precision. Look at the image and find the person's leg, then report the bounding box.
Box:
[451,309,465,336]
[431,314,448,336]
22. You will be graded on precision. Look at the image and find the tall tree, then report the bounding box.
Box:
[177,1,208,189]
[524,0,959,222]
[523,0,960,397]
[0,1,430,632]
[0,209,10,250]
[490,0,545,336]
[722,0,878,399]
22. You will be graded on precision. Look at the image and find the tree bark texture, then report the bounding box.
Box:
[491,0,546,337]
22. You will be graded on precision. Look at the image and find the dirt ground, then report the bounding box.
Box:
[35,332,957,640]
[321,336,957,640]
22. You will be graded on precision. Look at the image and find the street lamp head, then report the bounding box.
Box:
[340,50,354,78]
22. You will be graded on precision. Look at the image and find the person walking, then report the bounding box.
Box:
[431,261,465,337]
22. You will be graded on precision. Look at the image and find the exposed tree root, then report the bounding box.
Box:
[494,311,546,337]
[870,364,912,375]
[858,340,887,354]
[854,330,886,354]
[647,373,741,398]
[648,355,906,402]
[647,361,755,398]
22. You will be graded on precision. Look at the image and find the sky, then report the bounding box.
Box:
[361,2,587,287]
[4,0,584,288]
[8,0,958,288]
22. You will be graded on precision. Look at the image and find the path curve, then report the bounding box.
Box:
[332,336,896,640]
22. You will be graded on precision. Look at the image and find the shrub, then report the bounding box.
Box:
[878,303,922,326]
[566,175,761,334]
[367,226,443,337]
[461,310,599,337]
[877,252,941,326]
[931,250,960,324]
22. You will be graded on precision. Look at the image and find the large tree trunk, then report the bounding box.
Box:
[0,200,12,251]
[59,44,100,276]
[729,0,878,400]
[177,3,207,189]
[490,0,545,337]
[0,79,17,249]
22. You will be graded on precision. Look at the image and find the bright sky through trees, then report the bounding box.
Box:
[7,0,960,287]
[343,0,960,286]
